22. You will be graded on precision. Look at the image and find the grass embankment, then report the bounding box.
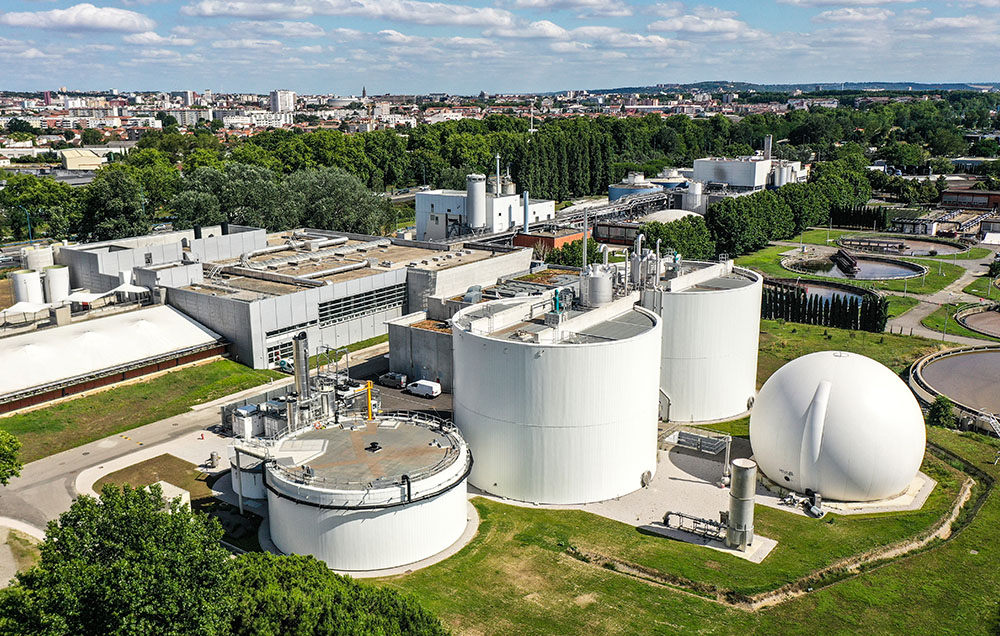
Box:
[0,360,281,463]
[965,276,999,299]
[95,453,262,552]
[925,246,993,261]
[886,294,919,319]
[387,428,1000,636]
[755,320,942,388]
[736,244,966,296]
[921,304,1000,343]
[6,529,40,573]
[306,334,389,369]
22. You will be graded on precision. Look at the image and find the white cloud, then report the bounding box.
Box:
[649,2,684,18]
[778,0,914,5]
[648,10,763,40]
[233,20,324,37]
[813,7,893,22]
[298,44,323,53]
[550,41,591,52]
[211,38,283,48]
[123,31,196,45]
[509,0,632,18]
[181,0,515,27]
[17,47,55,59]
[484,19,569,39]
[0,3,155,32]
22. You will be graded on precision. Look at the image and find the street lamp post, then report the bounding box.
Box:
[17,205,34,245]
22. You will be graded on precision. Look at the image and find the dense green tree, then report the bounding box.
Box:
[229,553,447,636]
[6,119,39,135]
[0,484,235,636]
[284,166,394,235]
[926,395,957,428]
[79,128,104,146]
[0,430,21,486]
[182,147,224,173]
[545,238,604,267]
[78,165,150,240]
[0,173,78,240]
[169,190,224,229]
[640,216,716,260]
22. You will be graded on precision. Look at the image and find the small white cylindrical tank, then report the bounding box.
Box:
[466,174,487,229]
[11,269,44,304]
[229,446,266,500]
[640,262,762,423]
[21,245,54,271]
[584,265,614,307]
[43,264,70,303]
[750,351,925,502]
[265,413,472,572]
[452,296,662,504]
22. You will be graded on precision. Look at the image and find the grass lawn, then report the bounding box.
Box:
[386,450,963,635]
[0,360,281,463]
[964,276,999,299]
[755,319,943,389]
[886,294,919,319]
[789,229,853,246]
[925,246,993,261]
[920,304,1000,343]
[94,453,262,552]
[383,429,1000,636]
[6,529,40,573]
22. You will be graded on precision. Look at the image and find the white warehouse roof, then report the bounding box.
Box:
[0,305,222,396]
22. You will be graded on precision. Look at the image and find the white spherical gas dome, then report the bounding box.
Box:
[749,351,925,502]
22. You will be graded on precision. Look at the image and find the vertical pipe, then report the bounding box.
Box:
[523,191,530,233]
[234,447,244,516]
[366,380,373,420]
[726,458,757,551]
[495,152,501,195]
[583,206,589,269]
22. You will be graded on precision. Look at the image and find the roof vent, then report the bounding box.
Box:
[365,441,382,454]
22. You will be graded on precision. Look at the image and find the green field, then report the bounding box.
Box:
[755,320,943,388]
[886,294,919,319]
[385,429,995,636]
[964,276,999,299]
[924,246,993,261]
[0,360,280,463]
[921,304,1000,343]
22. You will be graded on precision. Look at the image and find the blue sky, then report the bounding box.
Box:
[0,1,998,95]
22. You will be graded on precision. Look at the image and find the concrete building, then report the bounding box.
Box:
[170,109,213,126]
[170,90,194,107]
[415,176,555,240]
[60,148,104,171]
[56,225,533,369]
[269,90,296,113]
[941,189,1000,211]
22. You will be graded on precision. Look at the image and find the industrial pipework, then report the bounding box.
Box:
[726,458,757,551]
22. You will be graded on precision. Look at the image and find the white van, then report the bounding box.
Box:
[406,380,442,398]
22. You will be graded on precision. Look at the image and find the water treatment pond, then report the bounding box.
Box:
[920,350,1000,415]
[793,257,924,280]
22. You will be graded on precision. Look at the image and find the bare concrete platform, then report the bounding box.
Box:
[640,522,777,563]
[755,472,936,517]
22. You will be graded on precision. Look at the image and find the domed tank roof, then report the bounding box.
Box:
[749,351,925,502]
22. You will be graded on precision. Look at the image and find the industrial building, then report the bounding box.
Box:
[941,189,1000,211]
[690,136,808,197]
[750,351,926,502]
[608,172,665,202]
[0,305,225,413]
[54,225,532,369]
[451,278,662,505]
[415,174,555,240]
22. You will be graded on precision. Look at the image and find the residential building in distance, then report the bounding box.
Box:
[269,90,296,113]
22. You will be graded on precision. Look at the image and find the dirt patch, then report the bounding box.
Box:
[413,319,452,333]
[574,593,598,607]
[703,560,722,570]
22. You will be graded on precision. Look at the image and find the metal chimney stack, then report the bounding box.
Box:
[292,331,311,400]
[763,135,773,161]
[726,458,757,551]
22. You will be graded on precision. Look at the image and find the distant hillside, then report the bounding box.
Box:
[579,81,997,95]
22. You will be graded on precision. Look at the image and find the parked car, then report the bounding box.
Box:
[276,359,294,374]
[405,379,442,398]
[378,371,408,389]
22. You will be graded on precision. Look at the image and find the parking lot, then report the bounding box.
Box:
[339,347,454,421]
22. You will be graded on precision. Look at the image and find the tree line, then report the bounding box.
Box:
[0,484,446,636]
[761,285,890,333]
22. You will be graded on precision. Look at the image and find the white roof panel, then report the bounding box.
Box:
[0,305,222,396]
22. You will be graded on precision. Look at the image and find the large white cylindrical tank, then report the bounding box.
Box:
[749,351,925,502]
[21,245,54,271]
[264,414,472,572]
[640,264,762,423]
[43,264,70,303]
[11,269,44,304]
[452,299,662,504]
[466,173,487,229]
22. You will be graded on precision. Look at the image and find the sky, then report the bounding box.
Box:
[0,0,998,95]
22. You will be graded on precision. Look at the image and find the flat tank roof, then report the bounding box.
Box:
[271,415,466,490]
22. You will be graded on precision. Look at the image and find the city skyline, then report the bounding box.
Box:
[0,1,999,94]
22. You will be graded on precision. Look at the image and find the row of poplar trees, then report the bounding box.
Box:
[761,286,890,333]
[829,204,892,230]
